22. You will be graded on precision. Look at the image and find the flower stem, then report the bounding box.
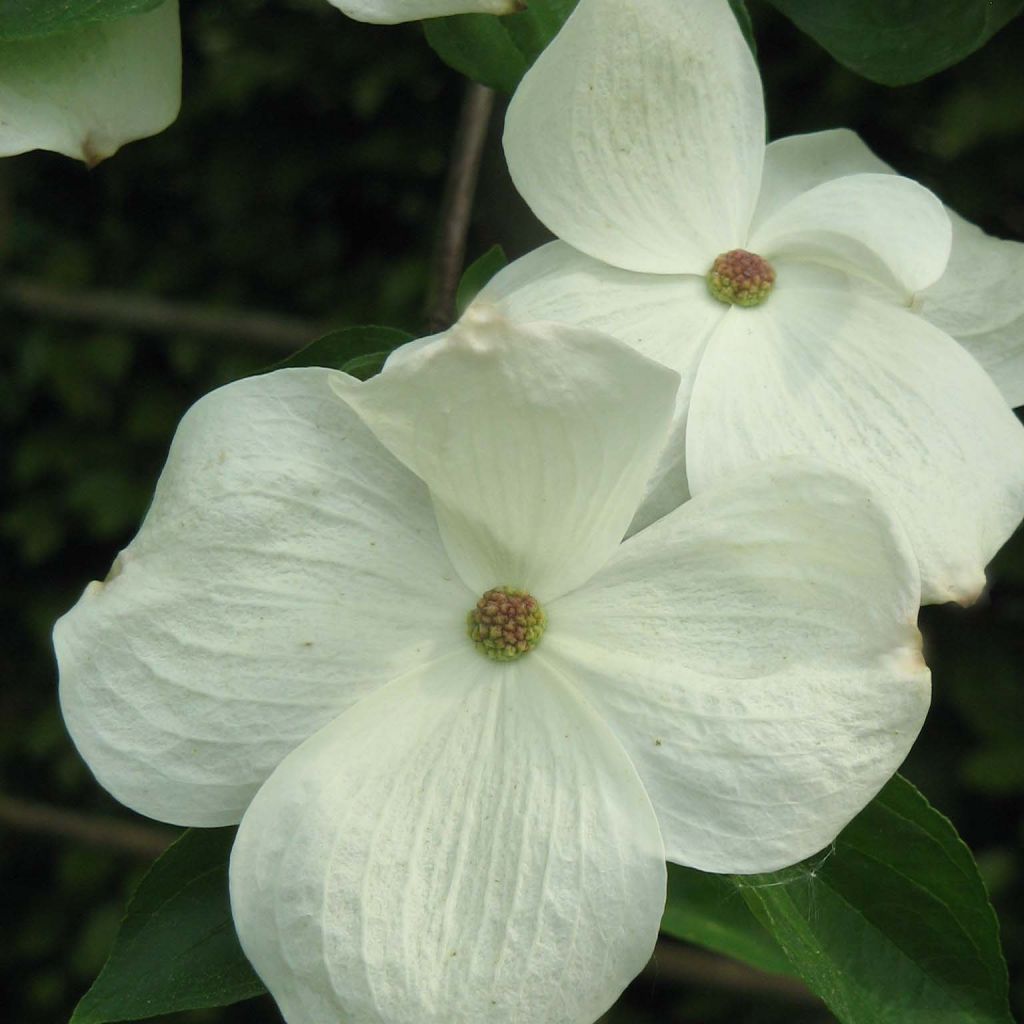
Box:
[423,80,495,334]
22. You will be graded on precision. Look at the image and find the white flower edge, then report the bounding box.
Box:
[686,270,1024,605]
[55,367,471,826]
[758,129,1024,407]
[333,305,680,601]
[0,0,181,165]
[326,0,522,25]
[545,458,930,872]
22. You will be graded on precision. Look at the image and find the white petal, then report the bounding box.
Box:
[920,210,1024,407]
[686,276,1024,605]
[326,0,520,23]
[476,242,725,376]
[545,460,929,873]
[0,1,181,164]
[230,648,666,1024]
[750,172,952,296]
[752,129,892,232]
[503,0,765,274]
[55,368,469,827]
[756,131,1024,405]
[474,242,729,527]
[333,307,679,601]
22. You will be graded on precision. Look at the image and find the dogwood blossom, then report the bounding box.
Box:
[0,1,180,164]
[326,0,521,25]
[494,0,1024,605]
[56,309,929,1024]
[762,128,1024,409]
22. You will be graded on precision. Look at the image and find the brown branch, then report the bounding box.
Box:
[0,794,176,859]
[423,81,496,334]
[2,278,324,351]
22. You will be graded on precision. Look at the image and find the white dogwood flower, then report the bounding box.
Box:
[326,0,521,25]
[495,0,1024,606]
[0,0,180,165]
[758,128,1024,410]
[56,310,929,1024]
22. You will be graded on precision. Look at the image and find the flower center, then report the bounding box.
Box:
[706,249,776,308]
[467,586,546,662]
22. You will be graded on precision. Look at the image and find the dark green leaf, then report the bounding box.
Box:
[728,0,757,54]
[456,244,508,315]
[339,350,391,380]
[766,0,1024,84]
[425,0,757,91]
[273,325,414,375]
[424,0,578,93]
[737,775,1011,1024]
[71,828,265,1024]
[661,864,794,977]
[0,0,165,41]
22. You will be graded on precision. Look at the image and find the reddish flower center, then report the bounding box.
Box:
[707,249,776,307]
[468,587,547,662]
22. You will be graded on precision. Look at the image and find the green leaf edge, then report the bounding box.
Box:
[456,243,508,316]
[272,324,414,375]
[737,774,1011,1024]
[765,0,1024,85]
[0,0,166,42]
[69,828,266,1024]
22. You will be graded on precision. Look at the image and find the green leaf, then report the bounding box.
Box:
[71,828,265,1024]
[661,864,794,977]
[273,325,414,375]
[0,0,165,41]
[424,0,578,93]
[425,0,757,91]
[728,0,757,54]
[766,0,1024,85]
[737,775,1012,1024]
[456,244,508,315]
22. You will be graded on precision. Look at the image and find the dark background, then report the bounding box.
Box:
[2,1,1022,1021]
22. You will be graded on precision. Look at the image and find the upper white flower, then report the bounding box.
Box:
[493,0,1024,606]
[326,0,522,25]
[55,309,928,1024]
[0,0,181,164]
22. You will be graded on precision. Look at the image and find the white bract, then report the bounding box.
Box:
[0,0,181,165]
[56,309,929,1024]
[495,0,1024,606]
[785,129,1024,410]
[326,0,521,25]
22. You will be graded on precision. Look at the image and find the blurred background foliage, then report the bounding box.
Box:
[1,1,1022,1021]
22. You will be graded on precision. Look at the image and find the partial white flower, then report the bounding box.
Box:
[56,308,929,1024]
[495,0,1024,605]
[0,0,181,165]
[757,128,1024,409]
[326,0,522,26]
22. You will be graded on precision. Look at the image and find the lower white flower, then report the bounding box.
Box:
[55,309,929,1024]
[0,0,180,165]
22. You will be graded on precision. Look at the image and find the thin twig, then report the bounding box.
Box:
[0,794,176,859]
[2,278,323,351]
[423,81,496,334]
